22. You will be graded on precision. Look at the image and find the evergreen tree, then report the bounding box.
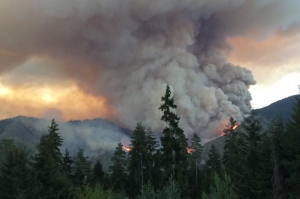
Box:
[202,172,235,199]
[202,144,222,195]
[34,119,63,174]
[62,148,73,180]
[206,144,222,176]
[258,136,273,198]
[90,160,104,187]
[109,143,128,193]
[127,123,147,197]
[269,117,286,198]
[0,140,34,199]
[127,124,158,197]
[235,111,272,198]
[138,182,156,199]
[223,117,238,171]
[138,177,181,199]
[283,94,300,198]
[38,119,63,166]
[73,149,92,187]
[159,84,189,197]
[156,177,181,199]
[144,127,158,186]
[188,133,203,199]
[33,119,73,199]
[151,148,164,191]
[101,172,111,190]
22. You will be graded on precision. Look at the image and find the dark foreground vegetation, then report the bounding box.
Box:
[1,85,300,199]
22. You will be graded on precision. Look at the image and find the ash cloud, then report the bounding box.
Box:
[1,0,300,138]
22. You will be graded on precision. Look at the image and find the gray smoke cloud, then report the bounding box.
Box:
[1,0,300,139]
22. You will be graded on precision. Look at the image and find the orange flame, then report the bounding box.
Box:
[187,148,194,154]
[232,124,239,130]
[222,123,239,136]
[122,146,132,152]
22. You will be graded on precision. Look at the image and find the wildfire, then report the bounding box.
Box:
[187,148,194,154]
[122,146,132,152]
[232,123,239,130]
[222,123,239,136]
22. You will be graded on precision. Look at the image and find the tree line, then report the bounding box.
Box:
[0,85,300,198]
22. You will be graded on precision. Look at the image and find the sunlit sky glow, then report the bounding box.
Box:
[229,34,300,109]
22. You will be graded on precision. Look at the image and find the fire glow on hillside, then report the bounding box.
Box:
[122,146,132,152]
[232,124,239,130]
[221,123,239,136]
[187,148,194,154]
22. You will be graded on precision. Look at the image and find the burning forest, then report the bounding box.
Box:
[1,0,300,198]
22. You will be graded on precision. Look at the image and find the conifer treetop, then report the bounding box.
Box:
[159,84,180,127]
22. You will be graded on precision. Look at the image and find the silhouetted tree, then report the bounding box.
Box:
[0,140,34,199]
[188,133,203,199]
[90,160,104,187]
[109,143,128,193]
[283,94,300,198]
[62,148,73,180]
[33,119,73,198]
[159,84,189,197]
[73,149,92,187]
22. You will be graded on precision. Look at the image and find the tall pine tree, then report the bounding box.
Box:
[188,133,203,199]
[33,119,72,199]
[202,144,222,195]
[0,140,34,199]
[109,143,128,193]
[144,127,158,186]
[73,149,92,187]
[223,117,238,171]
[90,160,104,187]
[127,124,158,197]
[235,111,272,198]
[127,123,148,197]
[62,148,73,180]
[159,84,189,197]
[269,117,286,198]
[283,94,300,198]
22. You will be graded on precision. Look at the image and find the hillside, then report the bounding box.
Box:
[0,95,298,167]
[0,116,131,169]
[201,95,299,161]
[256,95,298,123]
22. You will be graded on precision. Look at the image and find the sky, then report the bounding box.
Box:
[0,0,300,137]
[229,33,300,109]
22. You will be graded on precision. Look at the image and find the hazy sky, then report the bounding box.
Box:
[0,0,300,136]
[229,32,300,109]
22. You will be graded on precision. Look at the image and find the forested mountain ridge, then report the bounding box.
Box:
[201,94,299,160]
[256,94,298,123]
[0,116,131,170]
[1,87,300,198]
[0,95,298,165]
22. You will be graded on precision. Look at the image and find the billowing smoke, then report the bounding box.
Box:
[1,0,300,139]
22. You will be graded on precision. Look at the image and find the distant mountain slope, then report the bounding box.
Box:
[1,95,298,167]
[256,95,298,123]
[0,116,131,169]
[201,95,299,161]
[0,116,45,149]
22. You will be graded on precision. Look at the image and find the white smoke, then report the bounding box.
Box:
[1,0,300,138]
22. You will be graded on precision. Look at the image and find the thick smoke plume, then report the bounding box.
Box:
[1,0,300,139]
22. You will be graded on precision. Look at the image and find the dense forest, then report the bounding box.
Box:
[1,85,300,199]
